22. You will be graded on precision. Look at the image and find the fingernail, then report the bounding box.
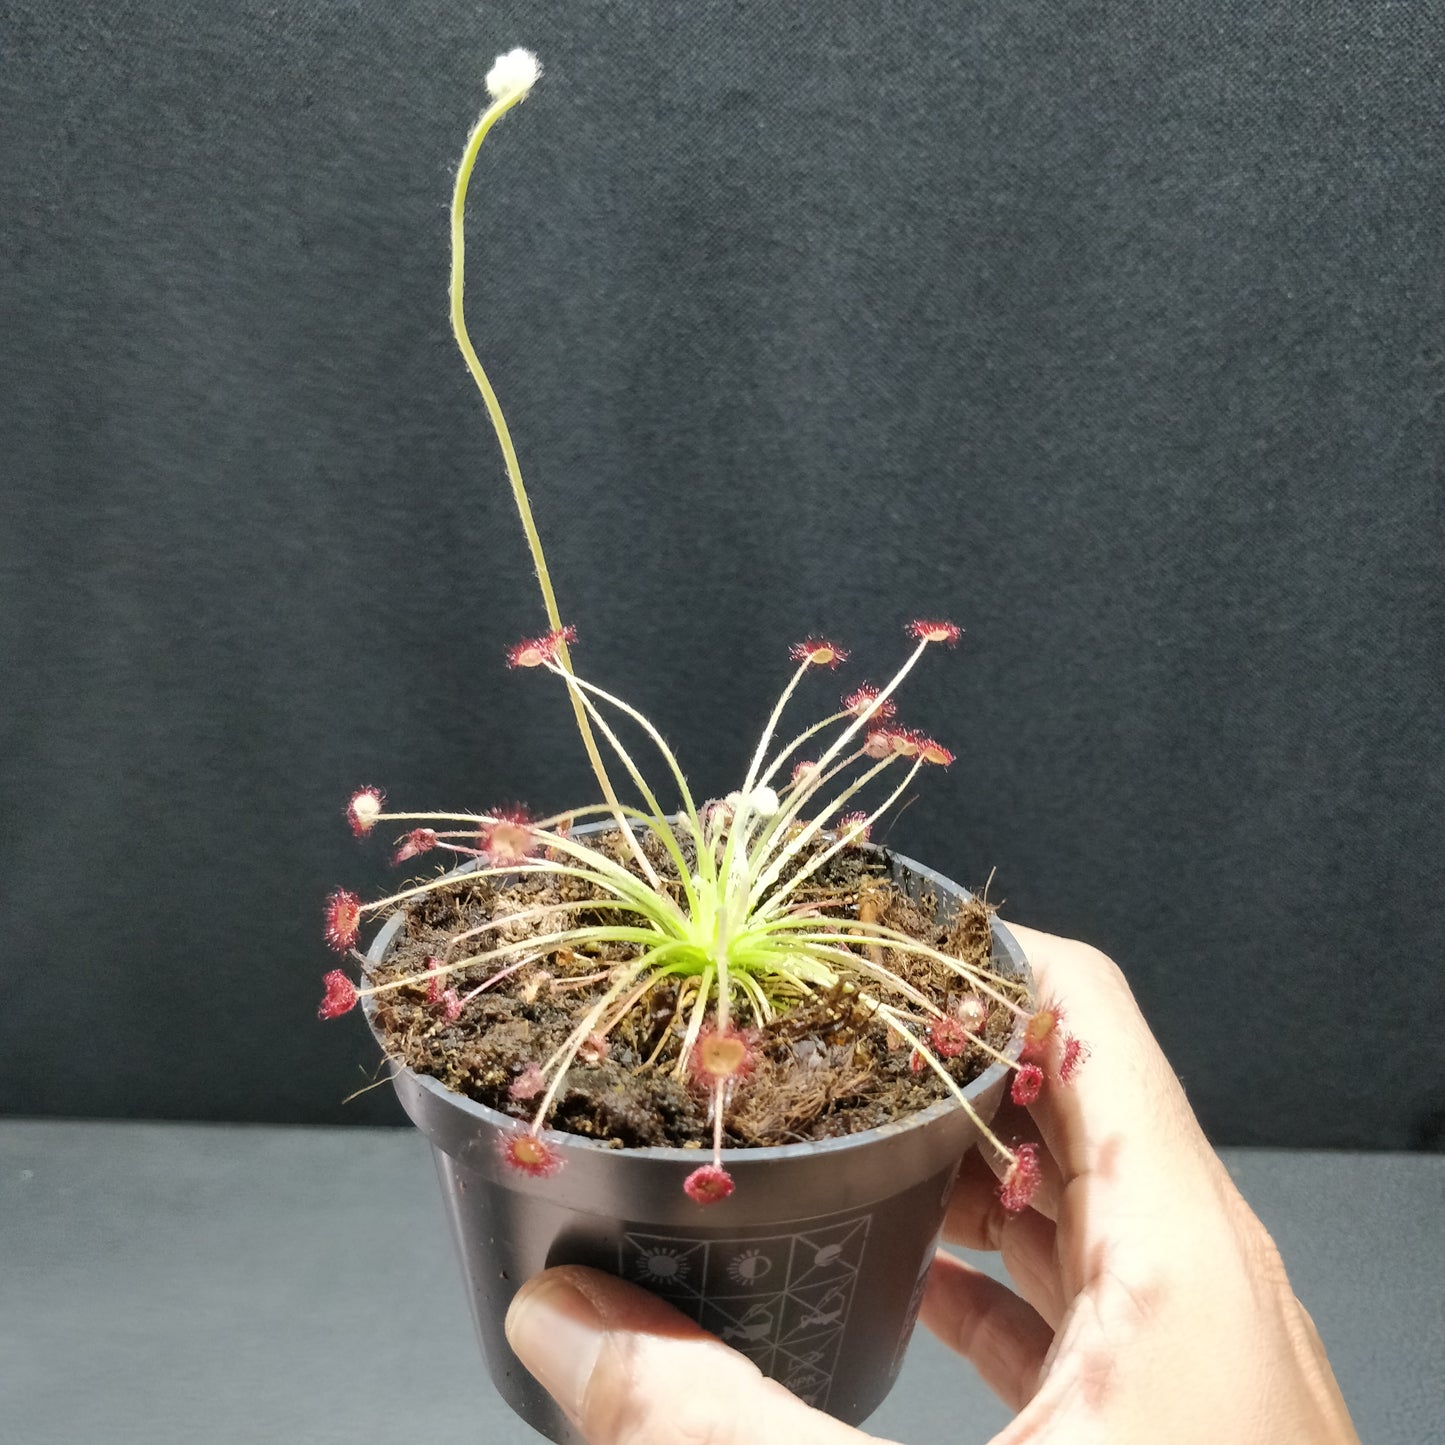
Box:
[505,1273,606,1417]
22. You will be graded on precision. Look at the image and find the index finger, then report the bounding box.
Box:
[999,923,1222,1201]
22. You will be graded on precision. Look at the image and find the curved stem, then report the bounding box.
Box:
[450,90,625,824]
[782,939,939,1014]
[361,923,668,998]
[757,710,852,796]
[743,640,927,877]
[358,847,672,922]
[440,897,634,956]
[743,745,866,882]
[543,661,713,887]
[543,663,705,904]
[530,959,654,1127]
[795,639,928,795]
[873,1005,1011,1160]
[378,803,654,833]
[755,916,1029,1017]
[526,830,690,931]
[747,756,908,913]
[717,660,812,903]
[674,964,716,1078]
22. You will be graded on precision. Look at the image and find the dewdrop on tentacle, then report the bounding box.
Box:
[1058,1034,1090,1084]
[392,827,437,865]
[577,1032,610,1064]
[684,1164,735,1205]
[323,889,362,952]
[506,625,576,670]
[1022,1001,1065,1060]
[480,805,538,866]
[952,995,989,1033]
[318,969,358,1020]
[999,1144,1041,1213]
[690,1026,757,1083]
[789,636,848,668]
[915,735,955,767]
[1011,1063,1044,1106]
[508,1063,546,1101]
[907,619,964,646]
[863,726,903,759]
[929,1016,971,1059]
[501,1130,563,1178]
[843,684,897,722]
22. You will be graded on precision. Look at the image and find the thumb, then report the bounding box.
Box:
[505,1265,882,1445]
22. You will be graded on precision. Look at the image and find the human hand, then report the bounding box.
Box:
[503,924,1360,1444]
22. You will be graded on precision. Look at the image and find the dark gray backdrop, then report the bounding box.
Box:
[3,1,1441,1148]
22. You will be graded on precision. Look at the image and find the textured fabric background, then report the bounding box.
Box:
[2,1,1441,1146]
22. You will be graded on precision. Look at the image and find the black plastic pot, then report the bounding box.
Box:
[364,847,1031,1444]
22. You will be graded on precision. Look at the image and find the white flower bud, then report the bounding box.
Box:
[749,786,780,818]
[486,48,541,105]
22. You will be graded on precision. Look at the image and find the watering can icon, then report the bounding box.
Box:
[798,1286,847,1329]
[721,1303,775,1344]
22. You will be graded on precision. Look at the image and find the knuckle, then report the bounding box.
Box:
[1075,940,1127,988]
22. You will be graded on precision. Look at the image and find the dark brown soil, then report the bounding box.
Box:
[365,829,1029,1150]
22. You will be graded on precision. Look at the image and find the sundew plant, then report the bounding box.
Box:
[319,50,1081,1211]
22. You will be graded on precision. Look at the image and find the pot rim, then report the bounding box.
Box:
[362,838,1032,1166]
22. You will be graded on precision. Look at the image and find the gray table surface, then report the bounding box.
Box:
[3,1121,1441,1444]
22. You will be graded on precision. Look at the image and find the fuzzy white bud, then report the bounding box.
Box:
[749,786,780,818]
[486,48,541,105]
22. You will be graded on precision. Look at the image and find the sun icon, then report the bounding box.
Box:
[727,1248,772,1286]
[635,1246,690,1283]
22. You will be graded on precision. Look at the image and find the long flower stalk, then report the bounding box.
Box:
[320,53,1062,1219]
[450,54,653,883]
